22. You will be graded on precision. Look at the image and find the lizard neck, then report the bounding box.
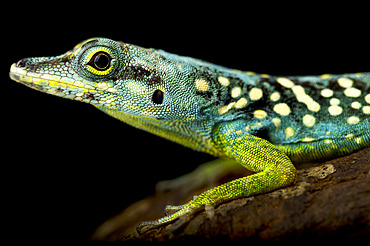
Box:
[96,106,223,157]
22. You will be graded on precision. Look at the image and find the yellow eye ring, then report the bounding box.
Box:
[84,47,115,76]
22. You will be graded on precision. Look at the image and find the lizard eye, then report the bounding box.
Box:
[88,51,111,71]
[152,89,164,104]
[72,38,126,79]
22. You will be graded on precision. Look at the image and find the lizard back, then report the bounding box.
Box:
[9,38,370,163]
[184,60,370,162]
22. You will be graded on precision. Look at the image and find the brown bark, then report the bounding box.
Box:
[91,148,370,242]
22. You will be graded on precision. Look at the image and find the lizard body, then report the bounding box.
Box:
[9,38,370,233]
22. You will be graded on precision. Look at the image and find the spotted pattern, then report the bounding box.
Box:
[198,73,369,151]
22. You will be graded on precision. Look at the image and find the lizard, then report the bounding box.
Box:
[9,37,370,234]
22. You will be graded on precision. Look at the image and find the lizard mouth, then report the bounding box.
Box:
[9,62,115,105]
[10,63,56,92]
[10,62,97,92]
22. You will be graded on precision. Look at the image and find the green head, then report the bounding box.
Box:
[9,38,219,154]
[10,38,199,120]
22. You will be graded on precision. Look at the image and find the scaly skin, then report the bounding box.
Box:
[9,38,370,234]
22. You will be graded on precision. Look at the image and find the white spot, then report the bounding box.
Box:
[276,79,322,113]
[253,110,267,119]
[272,118,281,127]
[292,85,321,112]
[355,137,363,144]
[307,101,321,112]
[365,94,370,104]
[302,137,315,143]
[218,102,236,115]
[234,97,248,108]
[320,74,331,79]
[249,87,263,101]
[75,92,84,97]
[285,127,295,138]
[362,106,370,114]
[195,78,209,92]
[324,139,333,145]
[320,88,334,98]
[231,87,241,98]
[344,87,362,98]
[273,103,291,116]
[270,91,281,101]
[347,116,360,125]
[302,114,316,127]
[330,98,340,106]
[328,105,343,116]
[276,77,295,88]
[345,133,354,139]
[337,77,353,88]
[292,85,305,97]
[351,101,362,109]
[218,76,230,86]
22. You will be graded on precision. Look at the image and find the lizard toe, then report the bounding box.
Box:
[136,198,205,235]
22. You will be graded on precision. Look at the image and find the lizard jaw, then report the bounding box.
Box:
[9,62,120,108]
[10,62,98,99]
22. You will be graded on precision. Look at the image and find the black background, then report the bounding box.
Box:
[3,3,369,243]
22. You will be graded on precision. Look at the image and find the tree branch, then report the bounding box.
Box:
[91,148,370,242]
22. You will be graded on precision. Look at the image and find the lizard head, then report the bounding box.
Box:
[10,38,200,124]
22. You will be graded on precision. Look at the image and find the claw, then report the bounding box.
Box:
[136,199,203,235]
[137,186,223,235]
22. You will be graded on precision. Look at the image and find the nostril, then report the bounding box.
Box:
[16,58,28,68]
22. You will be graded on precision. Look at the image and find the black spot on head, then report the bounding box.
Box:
[152,89,164,104]
[123,65,162,86]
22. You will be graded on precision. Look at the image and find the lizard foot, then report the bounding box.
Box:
[136,195,216,235]
[136,151,297,236]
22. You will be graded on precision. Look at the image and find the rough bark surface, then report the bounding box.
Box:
[91,148,370,242]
